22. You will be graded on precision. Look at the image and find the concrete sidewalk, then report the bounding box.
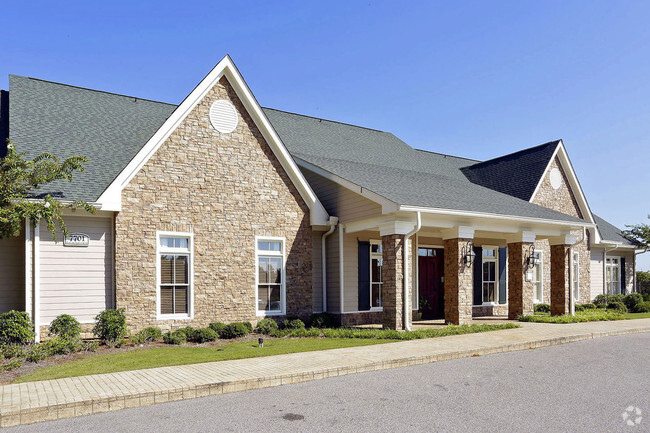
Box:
[2,319,649,427]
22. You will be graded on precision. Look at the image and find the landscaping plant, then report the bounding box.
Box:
[255,318,279,335]
[92,308,128,347]
[0,310,35,345]
[49,314,81,341]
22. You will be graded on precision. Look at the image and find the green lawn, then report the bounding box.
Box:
[15,338,393,384]
[519,310,624,323]
[623,312,650,319]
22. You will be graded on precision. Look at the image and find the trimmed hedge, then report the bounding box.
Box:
[209,322,227,337]
[534,304,550,314]
[220,322,251,339]
[0,311,35,345]
[606,301,628,314]
[163,330,187,345]
[255,318,279,335]
[49,314,81,340]
[93,309,128,347]
[282,318,305,330]
[633,301,650,313]
[624,293,644,311]
[190,328,218,343]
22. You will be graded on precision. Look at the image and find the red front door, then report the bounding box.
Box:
[418,248,444,319]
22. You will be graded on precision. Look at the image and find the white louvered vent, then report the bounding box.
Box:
[209,100,238,133]
[549,168,563,190]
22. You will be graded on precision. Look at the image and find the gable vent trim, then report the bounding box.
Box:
[209,100,238,133]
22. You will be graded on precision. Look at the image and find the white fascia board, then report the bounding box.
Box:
[528,141,595,224]
[96,55,328,226]
[295,157,399,214]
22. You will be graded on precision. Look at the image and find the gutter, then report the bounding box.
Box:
[320,216,338,312]
[403,212,421,331]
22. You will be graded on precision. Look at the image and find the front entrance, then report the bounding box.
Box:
[418,247,444,319]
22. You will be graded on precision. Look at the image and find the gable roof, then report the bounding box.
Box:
[593,214,636,246]
[460,140,560,201]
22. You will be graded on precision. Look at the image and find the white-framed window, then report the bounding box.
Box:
[256,237,285,315]
[370,240,383,309]
[482,247,498,304]
[533,251,543,303]
[571,251,580,301]
[606,257,621,295]
[157,232,193,319]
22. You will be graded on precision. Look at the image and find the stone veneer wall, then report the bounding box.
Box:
[340,311,383,327]
[508,242,535,319]
[115,76,312,332]
[550,244,571,315]
[381,234,405,329]
[444,238,473,325]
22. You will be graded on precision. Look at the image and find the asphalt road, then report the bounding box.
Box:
[6,332,649,433]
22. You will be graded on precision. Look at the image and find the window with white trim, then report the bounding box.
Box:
[533,251,543,303]
[606,257,620,295]
[482,247,497,304]
[370,240,383,309]
[158,234,192,316]
[256,238,285,314]
[572,251,580,301]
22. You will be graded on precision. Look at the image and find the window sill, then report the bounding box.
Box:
[369,307,383,312]
[257,311,285,317]
[157,314,192,321]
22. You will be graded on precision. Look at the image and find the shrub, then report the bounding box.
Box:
[2,344,26,359]
[43,336,79,356]
[594,294,625,307]
[240,322,253,334]
[255,318,279,335]
[606,301,628,314]
[643,293,650,302]
[191,328,218,343]
[163,330,187,345]
[1,359,22,372]
[25,344,48,363]
[93,309,128,346]
[131,327,162,345]
[308,312,337,329]
[579,303,596,310]
[534,304,550,314]
[624,293,644,311]
[0,311,35,345]
[49,314,81,340]
[633,301,650,313]
[220,322,250,339]
[209,322,227,336]
[282,318,305,330]
[81,340,99,352]
[178,326,197,341]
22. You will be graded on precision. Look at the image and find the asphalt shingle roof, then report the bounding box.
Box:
[593,214,635,246]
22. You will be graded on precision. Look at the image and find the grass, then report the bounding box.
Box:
[519,310,624,323]
[623,312,650,319]
[14,323,519,383]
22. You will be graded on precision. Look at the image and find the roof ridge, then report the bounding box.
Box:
[262,106,388,134]
[9,74,178,107]
[464,140,560,169]
[413,147,480,163]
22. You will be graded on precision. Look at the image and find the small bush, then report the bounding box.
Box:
[1,359,22,372]
[282,318,305,330]
[534,303,550,314]
[643,293,650,302]
[255,318,279,335]
[633,301,650,313]
[220,322,250,339]
[209,322,227,336]
[25,344,48,363]
[606,301,628,314]
[93,309,128,346]
[594,294,625,307]
[2,344,26,359]
[43,337,79,356]
[49,314,81,340]
[191,328,218,343]
[241,322,254,334]
[178,326,197,341]
[579,303,596,310]
[308,312,337,329]
[131,327,162,345]
[0,311,35,345]
[163,330,187,345]
[81,340,99,352]
[624,293,644,311]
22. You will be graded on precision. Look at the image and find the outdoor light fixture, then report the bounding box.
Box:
[526,244,539,269]
[463,241,476,267]
[258,337,264,348]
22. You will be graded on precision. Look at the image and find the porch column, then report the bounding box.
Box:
[442,230,474,325]
[549,235,577,316]
[381,234,405,330]
[507,241,535,319]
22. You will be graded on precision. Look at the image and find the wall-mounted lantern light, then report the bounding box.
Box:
[463,241,476,267]
[526,245,539,269]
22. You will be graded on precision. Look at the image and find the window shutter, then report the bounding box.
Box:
[498,248,507,304]
[473,247,483,305]
[621,257,626,295]
[358,241,371,311]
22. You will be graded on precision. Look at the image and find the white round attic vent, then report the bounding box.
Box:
[209,100,238,133]
[549,168,563,190]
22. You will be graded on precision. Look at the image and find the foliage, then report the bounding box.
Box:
[534,303,550,313]
[43,337,80,356]
[1,359,22,372]
[518,310,624,323]
[593,294,625,307]
[281,318,305,330]
[92,309,128,346]
[131,327,162,345]
[623,293,644,311]
[220,323,251,339]
[49,314,81,340]
[0,310,35,345]
[575,303,596,312]
[606,301,628,314]
[2,344,26,359]
[189,328,218,343]
[0,141,93,240]
[25,344,48,363]
[307,312,337,329]
[178,327,197,341]
[622,221,650,251]
[632,301,650,313]
[240,322,253,334]
[255,318,279,335]
[163,330,187,345]
[208,322,227,337]
[637,271,650,283]
[81,340,99,352]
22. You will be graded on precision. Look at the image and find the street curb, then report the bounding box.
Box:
[2,326,649,427]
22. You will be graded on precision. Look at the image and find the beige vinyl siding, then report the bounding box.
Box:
[39,216,114,324]
[590,249,604,301]
[301,168,382,223]
[312,232,323,312]
[326,226,341,312]
[0,229,25,312]
[343,231,380,312]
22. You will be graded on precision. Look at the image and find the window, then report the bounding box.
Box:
[158,233,193,317]
[256,237,285,314]
[533,251,543,303]
[418,247,439,257]
[606,257,620,295]
[370,240,383,309]
[572,251,580,301]
[482,247,497,304]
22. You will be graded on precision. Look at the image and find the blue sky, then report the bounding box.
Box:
[2,1,648,269]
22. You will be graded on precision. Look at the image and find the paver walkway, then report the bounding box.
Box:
[1,318,649,427]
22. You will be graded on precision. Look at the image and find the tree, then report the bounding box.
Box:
[622,217,650,253]
[0,140,94,240]
[637,270,650,283]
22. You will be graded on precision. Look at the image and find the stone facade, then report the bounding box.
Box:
[114,76,312,332]
[550,244,571,315]
[507,242,535,319]
[340,311,383,327]
[381,234,405,329]
[444,238,473,325]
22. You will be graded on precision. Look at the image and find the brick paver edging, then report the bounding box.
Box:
[1,320,649,427]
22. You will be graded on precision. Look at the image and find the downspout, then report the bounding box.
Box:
[320,216,338,312]
[34,220,40,343]
[403,212,421,331]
